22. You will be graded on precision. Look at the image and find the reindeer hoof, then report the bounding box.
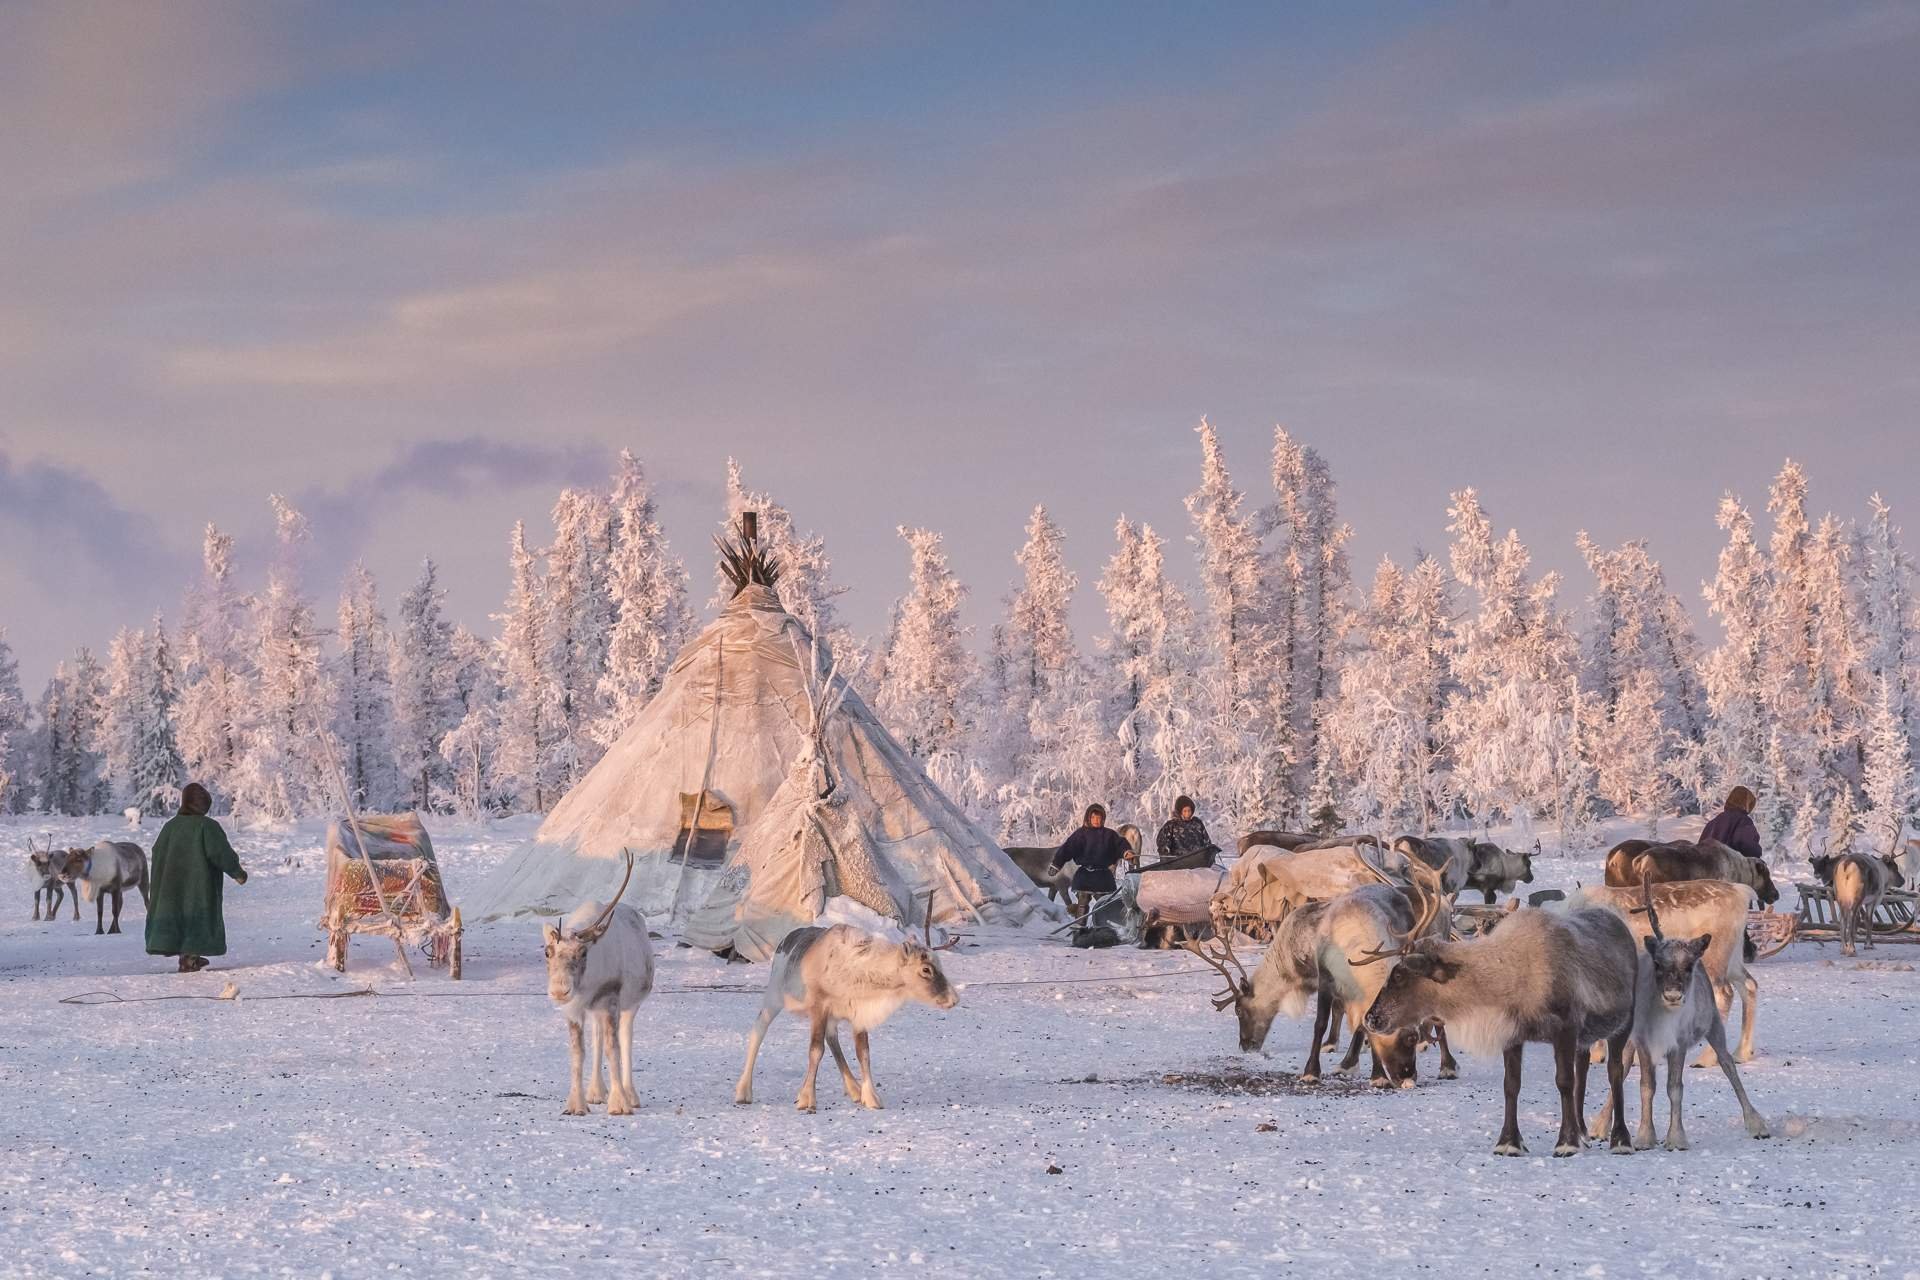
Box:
[1664,1135,1690,1152]
[1553,1143,1581,1158]
[108,924,120,934]
[1493,1141,1527,1157]
[1610,1137,1635,1155]
[795,1096,816,1113]
[1297,1072,1319,1086]
[1749,1122,1771,1139]
[860,1093,883,1111]
[561,1101,587,1117]
[1438,1064,1458,1080]
[607,1099,634,1117]
[586,1087,607,1104]
[1397,1078,1416,1091]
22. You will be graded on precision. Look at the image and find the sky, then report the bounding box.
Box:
[2,1,1917,690]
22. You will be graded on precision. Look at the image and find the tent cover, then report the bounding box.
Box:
[468,584,1046,958]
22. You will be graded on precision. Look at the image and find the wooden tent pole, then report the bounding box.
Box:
[316,724,415,979]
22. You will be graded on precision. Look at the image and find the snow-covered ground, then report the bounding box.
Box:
[4,816,1918,1279]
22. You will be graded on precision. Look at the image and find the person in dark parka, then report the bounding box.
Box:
[1700,785,1764,861]
[1154,795,1220,867]
[1050,803,1133,917]
[146,783,249,973]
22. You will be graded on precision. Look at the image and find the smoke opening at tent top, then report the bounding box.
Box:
[716,510,780,596]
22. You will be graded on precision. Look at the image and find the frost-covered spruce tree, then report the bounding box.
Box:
[102,628,145,808]
[596,450,692,747]
[1759,461,1821,849]
[719,458,849,652]
[1441,489,1576,832]
[103,621,185,815]
[440,625,500,817]
[989,505,1084,840]
[1805,514,1869,796]
[1577,535,1707,749]
[1702,495,1771,804]
[1268,426,1352,804]
[1861,495,1916,730]
[878,526,974,762]
[1185,420,1268,724]
[391,559,457,810]
[493,521,551,813]
[176,524,253,805]
[333,563,401,811]
[233,497,331,824]
[0,629,28,813]
[1862,673,1914,857]
[1097,517,1200,819]
[1327,554,1458,833]
[35,651,107,815]
[542,489,614,791]
[1591,668,1667,828]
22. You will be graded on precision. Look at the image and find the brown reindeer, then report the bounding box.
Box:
[1362,904,1638,1157]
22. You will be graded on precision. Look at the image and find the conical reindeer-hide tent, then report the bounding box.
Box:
[468,515,1046,958]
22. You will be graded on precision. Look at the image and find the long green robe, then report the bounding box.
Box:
[145,814,247,957]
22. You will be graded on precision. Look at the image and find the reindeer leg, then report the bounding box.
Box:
[1300,989,1332,1084]
[1336,1025,1365,1074]
[1606,1032,1634,1153]
[1633,1043,1657,1149]
[1736,973,1757,1064]
[1495,1045,1527,1156]
[1434,1023,1458,1080]
[854,1030,882,1110]
[1696,982,1733,1069]
[1322,998,1343,1050]
[1706,1015,1769,1139]
[1368,1040,1391,1089]
[734,1004,777,1105]
[601,1010,632,1115]
[796,1012,828,1112]
[108,886,123,934]
[95,890,106,936]
[1572,1036,1594,1142]
[1552,1031,1582,1156]
[617,1008,638,1111]
[1662,1047,1689,1150]
[562,1019,587,1116]
[585,1017,608,1105]
[70,885,79,921]
[825,1026,860,1101]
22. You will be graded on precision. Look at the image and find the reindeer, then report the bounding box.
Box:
[1362,903,1638,1156]
[1811,852,1905,957]
[1187,857,1457,1088]
[1578,880,1759,1066]
[57,841,150,934]
[29,842,79,922]
[1590,871,1769,1150]
[734,900,959,1112]
[1604,838,1780,907]
[542,852,655,1117]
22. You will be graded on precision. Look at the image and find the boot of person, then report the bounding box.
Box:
[178,954,208,973]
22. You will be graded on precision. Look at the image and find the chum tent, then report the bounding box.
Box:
[468,519,1047,958]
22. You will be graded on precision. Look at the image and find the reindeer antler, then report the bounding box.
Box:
[1182,935,1251,1009]
[579,849,636,941]
[921,889,959,951]
[1634,865,1664,941]
[1351,849,1445,967]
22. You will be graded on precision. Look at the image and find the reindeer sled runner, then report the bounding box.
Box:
[319,813,463,977]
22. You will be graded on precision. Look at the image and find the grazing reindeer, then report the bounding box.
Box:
[735,903,959,1112]
[58,841,150,934]
[1362,904,1638,1157]
[1189,857,1456,1088]
[1591,871,1769,1150]
[543,853,655,1117]
[1811,852,1905,957]
[1580,880,1759,1066]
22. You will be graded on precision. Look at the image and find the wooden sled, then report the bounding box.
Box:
[1783,881,1920,949]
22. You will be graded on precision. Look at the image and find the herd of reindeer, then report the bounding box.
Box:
[23,822,1908,1157]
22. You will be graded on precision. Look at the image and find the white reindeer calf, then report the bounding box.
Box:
[734,921,958,1112]
[542,855,654,1117]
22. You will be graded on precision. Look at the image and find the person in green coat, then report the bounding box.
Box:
[146,783,249,972]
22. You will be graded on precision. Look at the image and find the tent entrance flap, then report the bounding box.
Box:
[673,792,733,869]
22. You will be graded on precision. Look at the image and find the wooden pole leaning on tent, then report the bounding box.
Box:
[314,724,415,979]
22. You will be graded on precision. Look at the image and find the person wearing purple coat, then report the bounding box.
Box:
[1700,785,1763,860]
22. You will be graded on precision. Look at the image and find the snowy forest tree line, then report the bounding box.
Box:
[1,427,1913,862]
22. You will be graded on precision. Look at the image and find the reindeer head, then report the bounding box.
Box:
[1747,859,1780,905]
[542,851,634,1005]
[54,848,90,885]
[1636,869,1710,1010]
[1882,855,1906,890]
[1355,852,1454,1035]
[1183,927,1271,1051]
[903,891,960,1009]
